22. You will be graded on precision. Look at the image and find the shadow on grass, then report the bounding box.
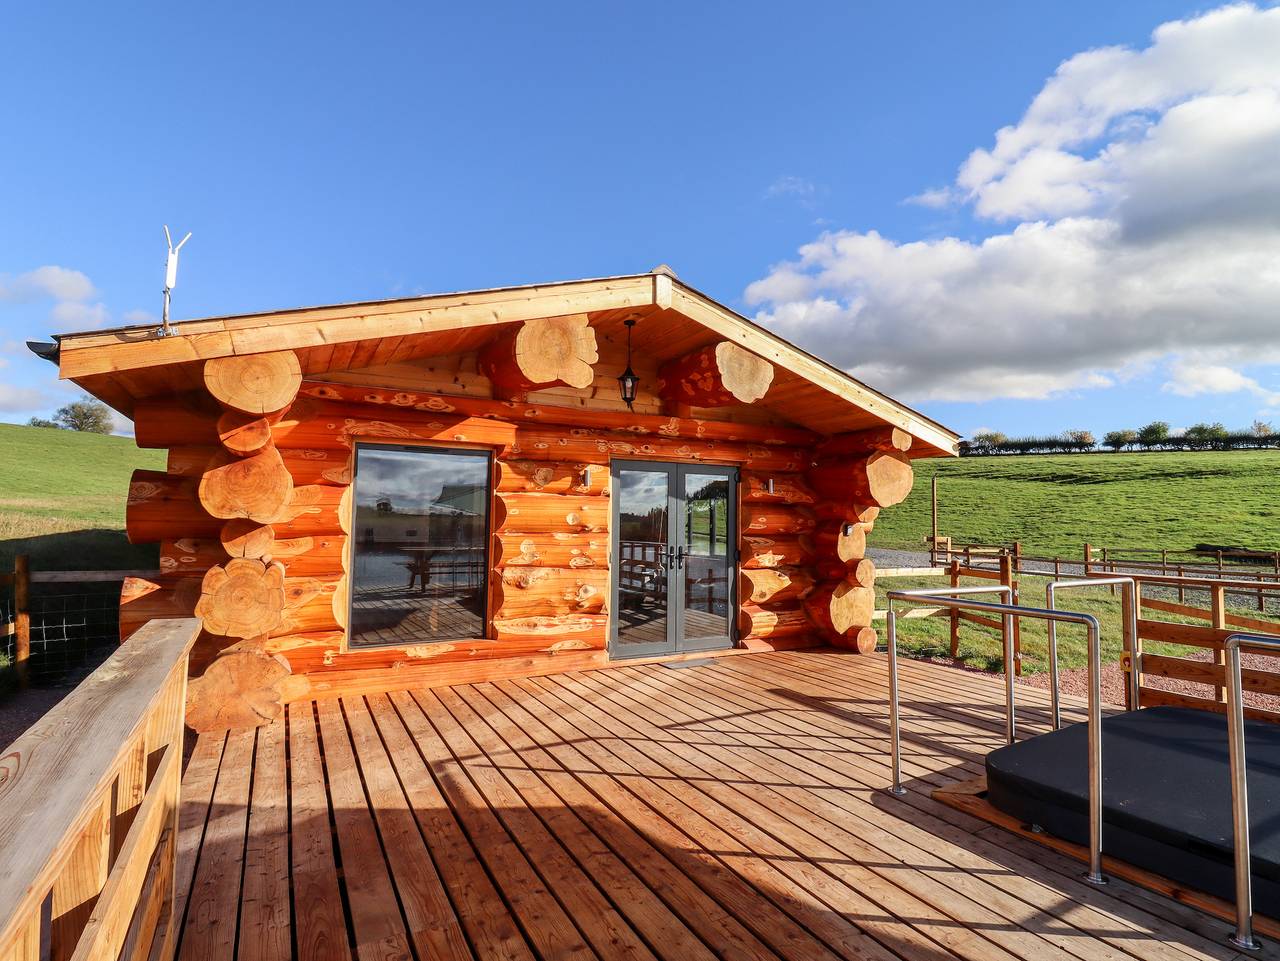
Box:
[0,529,158,572]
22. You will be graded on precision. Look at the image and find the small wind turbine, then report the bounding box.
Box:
[159,225,192,337]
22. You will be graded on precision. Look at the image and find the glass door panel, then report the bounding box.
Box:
[613,467,671,657]
[681,470,735,650]
[611,460,737,659]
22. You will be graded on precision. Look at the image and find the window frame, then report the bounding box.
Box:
[344,440,494,652]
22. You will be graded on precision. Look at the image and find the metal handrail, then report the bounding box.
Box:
[886,589,1107,884]
[1045,577,1139,728]
[1224,632,1280,951]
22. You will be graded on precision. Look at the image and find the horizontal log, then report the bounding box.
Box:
[170,446,353,487]
[185,649,291,732]
[491,613,608,649]
[297,380,819,447]
[737,603,813,641]
[741,505,816,536]
[273,400,810,469]
[204,349,302,416]
[834,626,878,655]
[739,471,815,505]
[492,531,608,569]
[658,341,773,408]
[119,575,201,640]
[739,567,816,604]
[478,314,598,395]
[492,567,608,618]
[217,410,278,456]
[221,519,275,559]
[740,534,815,569]
[268,485,347,537]
[495,459,608,495]
[134,397,220,449]
[160,534,346,577]
[807,451,914,508]
[804,579,875,637]
[195,559,287,639]
[813,523,868,567]
[198,446,294,522]
[816,426,912,458]
[817,556,874,587]
[126,470,220,543]
[811,502,880,526]
[493,492,609,533]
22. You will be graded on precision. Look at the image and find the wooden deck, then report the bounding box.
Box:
[172,649,1277,961]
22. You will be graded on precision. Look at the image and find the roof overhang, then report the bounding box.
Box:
[48,271,959,457]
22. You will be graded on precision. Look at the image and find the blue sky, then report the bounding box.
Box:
[3,1,1279,439]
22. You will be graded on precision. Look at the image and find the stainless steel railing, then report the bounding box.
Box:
[886,588,1107,884]
[1224,632,1279,951]
[1045,576,1139,728]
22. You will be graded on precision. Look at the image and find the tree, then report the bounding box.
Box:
[52,398,113,434]
[1184,422,1228,451]
[1103,429,1136,451]
[1253,419,1274,438]
[27,416,60,429]
[969,431,1007,455]
[1137,421,1170,450]
[1064,429,1095,451]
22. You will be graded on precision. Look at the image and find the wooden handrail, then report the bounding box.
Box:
[0,617,198,961]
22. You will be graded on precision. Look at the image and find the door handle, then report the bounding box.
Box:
[676,546,686,570]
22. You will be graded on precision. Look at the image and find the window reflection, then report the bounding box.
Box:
[349,444,489,648]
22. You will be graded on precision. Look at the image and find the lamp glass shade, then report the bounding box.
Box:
[618,367,639,407]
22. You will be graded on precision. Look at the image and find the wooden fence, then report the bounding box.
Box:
[2,556,160,689]
[887,550,1280,715]
[0,618,198,961]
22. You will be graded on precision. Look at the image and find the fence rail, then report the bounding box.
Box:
[0,617,198,961]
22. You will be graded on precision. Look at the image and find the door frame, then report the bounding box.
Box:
[608,459,738,660]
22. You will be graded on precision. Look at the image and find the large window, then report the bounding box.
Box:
[348,443,490,648]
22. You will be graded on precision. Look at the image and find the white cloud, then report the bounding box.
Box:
[51,300,111,329]
[764,175,824,209]
[746,3,1280,403]
[905,186,956,209]
[0,383,53,413]
[1161,360,1280,406]
[0,266,96,304]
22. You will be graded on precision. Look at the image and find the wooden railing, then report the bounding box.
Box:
[0,617,198,961]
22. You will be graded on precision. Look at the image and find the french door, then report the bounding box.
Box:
[610,460,737,659]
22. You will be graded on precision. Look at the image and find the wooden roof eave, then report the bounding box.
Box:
[52,271,959,457]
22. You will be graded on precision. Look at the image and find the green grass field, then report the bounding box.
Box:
[869,449,1280,557]
[0,423,164,570]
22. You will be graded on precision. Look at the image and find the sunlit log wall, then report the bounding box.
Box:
[119,330,914,730]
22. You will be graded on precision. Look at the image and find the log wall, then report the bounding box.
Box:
[121,340,914,730]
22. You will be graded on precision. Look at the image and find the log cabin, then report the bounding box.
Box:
[43,268,958,730]
[11,269,1280,961]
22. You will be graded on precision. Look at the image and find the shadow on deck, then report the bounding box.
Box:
[172,649,1273,961]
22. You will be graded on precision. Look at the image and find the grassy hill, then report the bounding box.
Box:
[0,423,165,570]
[870,449,1280,558]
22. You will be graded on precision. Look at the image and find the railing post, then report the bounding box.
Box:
[1212,584,1228,703]
[931,475,939,564]
[1001,554,1021,676]
[1084,542,1092,577]
[1013,541,1022,575]
[949,559,960,657]
[14,553,30,690]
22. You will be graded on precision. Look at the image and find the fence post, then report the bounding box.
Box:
[1054,556,1061,579]
[14,553,30,689]
[1083,542,1092,577]
[1211,584,1227,703]
[1161,548,1168,575]
[949,558,961,658]
[1013,541,1022,575]
[1000,553,1021,676]
[931,475,939,564]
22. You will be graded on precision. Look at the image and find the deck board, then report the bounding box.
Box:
[176,650,1277,961]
